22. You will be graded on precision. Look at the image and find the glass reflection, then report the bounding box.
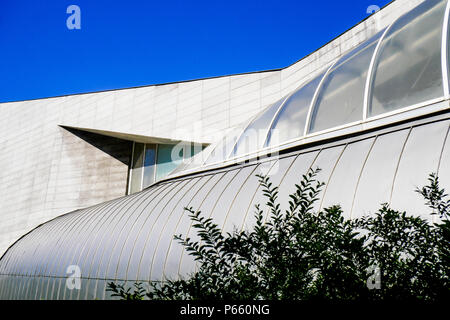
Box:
[142,144,156,188]
[266,74,325,147]
[129,143,144,194]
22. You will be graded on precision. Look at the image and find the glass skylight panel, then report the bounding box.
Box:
[266,73,325,147]
[204,125,246,164]
[369,0,446,117]
[309,33,382,133]
[232,99,284,157]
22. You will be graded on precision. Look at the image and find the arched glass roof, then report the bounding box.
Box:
[171,0,449,174]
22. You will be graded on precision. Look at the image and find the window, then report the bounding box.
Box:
[128,142,204,194]
[129,143,144,194]
[155,144,183,182]
[142,144,156,188]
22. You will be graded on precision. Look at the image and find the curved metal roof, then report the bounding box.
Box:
[0,112,449,300]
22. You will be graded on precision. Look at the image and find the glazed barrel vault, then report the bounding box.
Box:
[1,0,450,299]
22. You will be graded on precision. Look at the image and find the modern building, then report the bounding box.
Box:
[0,0,449,299]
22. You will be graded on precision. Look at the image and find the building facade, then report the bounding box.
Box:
[1,0,449,299]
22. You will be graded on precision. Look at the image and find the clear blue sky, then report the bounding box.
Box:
[0,0,391,103]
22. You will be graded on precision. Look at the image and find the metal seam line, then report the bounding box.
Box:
[219,164,260,234]
[96,184,166,287]
[2,224,33,297]
[175,171,228,277]
[318,144,348,211]
[433,122,450,226]
[40,205,105,299]
[64,192,144,299]
[239,154,298,232]
[68,194,143,299]
[437,123,450,174]
[69,193,144,299]
[262,149,321,225]
[133,180,188,281]
[30,202,108,297]
[161,174,215,279]
[148,178,202,281]
[78,188,152,293]
[17,218,54,299]
[4,182,74,276]
[388,127,412,204]
[118,181,182,283]
[150,177,208,279]
[193,167,254,274]
[239,158,281,232]
[31,204,101,300]
[96,183,173,299]
[106,184,170,284]
[27,208,86,278]
[349,136,378,219]
[82,185,163,299]
[135,180,193,282]
[68,192,143,299]
[180,168,242,275]
[2,207,56,276]
[85,186,163,297]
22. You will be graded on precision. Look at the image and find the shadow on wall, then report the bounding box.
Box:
[61,126,132,166]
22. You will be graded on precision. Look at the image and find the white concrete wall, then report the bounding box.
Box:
[0,0,425,256]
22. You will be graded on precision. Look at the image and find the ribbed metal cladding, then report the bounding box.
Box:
[0,114,449,299]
